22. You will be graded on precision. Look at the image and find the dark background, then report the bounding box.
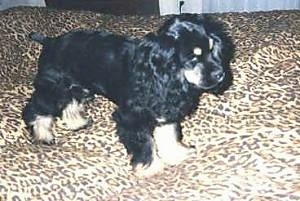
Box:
[45,0,160,15]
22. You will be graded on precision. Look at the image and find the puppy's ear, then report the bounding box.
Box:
[207,22,234,95]
[211,66,233,95]
[157,14,208,39]
[157,16,180,39]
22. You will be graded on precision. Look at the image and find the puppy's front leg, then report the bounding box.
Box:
[113,109,164,177]
[60,99,90,131]
[22,91,56,145]
[153,122,195,166]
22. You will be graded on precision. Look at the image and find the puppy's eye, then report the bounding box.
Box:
[209,38,214,51]
[193,47,202,56]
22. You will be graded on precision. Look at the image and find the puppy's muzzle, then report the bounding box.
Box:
[211,70,225,83]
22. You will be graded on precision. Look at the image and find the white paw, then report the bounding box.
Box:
[153,122,195,166]
[63,116,89,130]
[33,132,55,145]
[30,115,55,144]
[158,144,195,166]
[61,99,89,130]
[134,155,165,178]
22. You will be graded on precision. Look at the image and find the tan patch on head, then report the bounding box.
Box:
[193,47,202,56]
[209,37,214,50]
[183,66,202,86]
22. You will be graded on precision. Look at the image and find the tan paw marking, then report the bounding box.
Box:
[61,99,89,130]
[153,123,195,166]
[134,153,165,178]
[134,142,164,177]
[29,115,54,144]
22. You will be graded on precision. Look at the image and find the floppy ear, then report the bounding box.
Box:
[157,17,181,39]
[157,14,208,39]
[208,30,235,95]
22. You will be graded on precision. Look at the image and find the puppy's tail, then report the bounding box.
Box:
[29,32,49,45]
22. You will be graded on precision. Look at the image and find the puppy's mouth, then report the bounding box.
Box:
[183,66,226,90]
[199,72,226,90]
[197,82,222,90]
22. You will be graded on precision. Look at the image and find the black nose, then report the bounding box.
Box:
[211,70,225,82]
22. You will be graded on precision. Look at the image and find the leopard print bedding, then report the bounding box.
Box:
[0,7,299,200]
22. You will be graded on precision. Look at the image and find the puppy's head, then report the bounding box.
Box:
[157,14,233,93]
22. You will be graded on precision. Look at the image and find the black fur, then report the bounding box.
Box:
[23,14,233,169]
[23,30,136,127]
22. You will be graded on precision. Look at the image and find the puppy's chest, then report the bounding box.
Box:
[131,78,197,118]
[152,90,197,121]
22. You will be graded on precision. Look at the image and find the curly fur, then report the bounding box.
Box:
[22,14,233,176]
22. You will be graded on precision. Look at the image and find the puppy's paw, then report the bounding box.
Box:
[133,153,164,177]
[63,117,92,131]
[31,129,55,145]
[61,99,90,130]
[32,136,55,145]
[153,123,195,166]
[159,144,195,166]
[77,118,93,130]
[30,115,55,145]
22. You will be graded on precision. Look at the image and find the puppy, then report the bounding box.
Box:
[23,14,233,176]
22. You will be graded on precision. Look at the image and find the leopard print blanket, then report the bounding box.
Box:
[0,7,299,200]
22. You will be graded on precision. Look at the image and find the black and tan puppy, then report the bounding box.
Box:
[23,14,233,176]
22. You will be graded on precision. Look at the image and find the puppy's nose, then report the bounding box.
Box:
[211,70,225,82]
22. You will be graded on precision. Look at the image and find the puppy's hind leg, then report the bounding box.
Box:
[23,79,86,144]
[23,91,56,145]
[113,108,164,177]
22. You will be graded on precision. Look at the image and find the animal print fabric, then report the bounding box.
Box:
[0,7,299,200]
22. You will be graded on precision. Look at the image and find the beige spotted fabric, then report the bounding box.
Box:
[0,7,299,200]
